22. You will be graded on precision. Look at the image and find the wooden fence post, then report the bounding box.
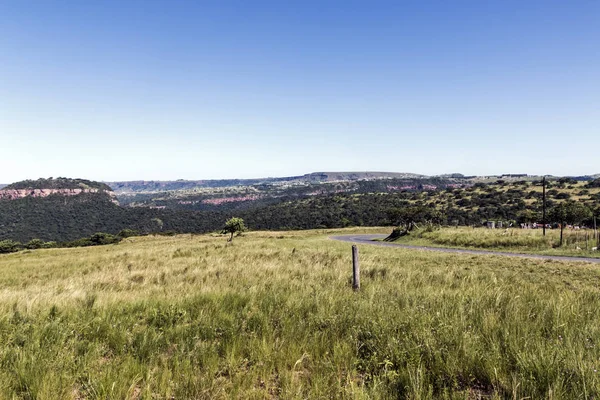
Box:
[586,230,589,250]
[352,245,360,291]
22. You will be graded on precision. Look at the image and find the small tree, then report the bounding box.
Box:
[517,209,538,225]
[388,206,441,232]
[222,217,247,242]
[549,201,592,246]
[0,240,22,254]
[25,239,45,250]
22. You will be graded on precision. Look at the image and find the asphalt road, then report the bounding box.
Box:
[330,234,600,264]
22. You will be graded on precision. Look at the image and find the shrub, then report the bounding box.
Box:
[586,178,600,188]
[89,233,122,245]
[0,240,22,254]
[24,239,45,249]
[117,229,141,238]
[65,233,122,248]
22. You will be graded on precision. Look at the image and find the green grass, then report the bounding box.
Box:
[1,227,600,398]
[390,227,600,259]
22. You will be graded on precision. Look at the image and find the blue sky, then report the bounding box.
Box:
[1,1,599,182]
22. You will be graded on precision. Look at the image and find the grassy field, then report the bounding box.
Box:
[391,227,600,258]
[2,228,600,398]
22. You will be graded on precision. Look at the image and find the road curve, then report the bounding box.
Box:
[330,234,600,264]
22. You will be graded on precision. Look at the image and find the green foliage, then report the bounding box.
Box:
[388,205,442,231]
[4,177,112,191]
[89,232,121,245]
[0,240,22,254]
[222,217,247,241]
[549,201,593,226]
[117,229,141,238]
[587,178,600,188]
[64,232,122,248]
[1,177,599,244]
[24,239,45,249]
[517,209,539,223]
[0,234,122,254]
[0,192,224,242]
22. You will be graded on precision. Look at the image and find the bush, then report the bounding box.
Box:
[25,239,45,249]
[117,229,141,238]
[157,230,178,236]
[65,233,122,248]
[90,233,122,245]
[0,240,22,254]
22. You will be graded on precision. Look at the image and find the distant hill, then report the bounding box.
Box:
[0,188,223,242]
[0,178,126,241]
[303,171,426,182]
[2,172,599,243]
[106,171,427,193]
[0,184,6,189]
[4,177,112,191]
[0,178,115,201]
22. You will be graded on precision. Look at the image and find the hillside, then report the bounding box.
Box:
[4,177,112,191]
[2,174,600,243]
[106,171,427,194]
[0,178,145,241]
[303,171,426,181]
[115,176,459,211]
[0,191,227,242]
[0,178,116,201]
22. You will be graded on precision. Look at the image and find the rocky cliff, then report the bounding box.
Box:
[0,178,118,203]
[0,188,113,200]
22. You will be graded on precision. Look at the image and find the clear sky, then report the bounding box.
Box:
[1,1,599,182]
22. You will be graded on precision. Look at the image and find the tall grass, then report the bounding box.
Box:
[420,228,554,249]
[403,227,600,256]
[1,227,600,398]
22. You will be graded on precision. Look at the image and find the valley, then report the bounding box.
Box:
[1,173,599,245]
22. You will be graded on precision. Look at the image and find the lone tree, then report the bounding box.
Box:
[222,217,247,242]
[549,201,592,246]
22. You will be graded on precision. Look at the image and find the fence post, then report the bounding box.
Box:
[352,245,360,291]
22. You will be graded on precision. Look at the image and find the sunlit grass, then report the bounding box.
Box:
[1,227,600,398]
[394,227,600,258]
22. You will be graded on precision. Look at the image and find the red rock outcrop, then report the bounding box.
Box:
[0,188,117,201]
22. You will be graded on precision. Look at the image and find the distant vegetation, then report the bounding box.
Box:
[587,178,600,188]
[0,231,137,254]
[0,192,226,242]
[4,177,112,191]
[106,171,427,193]
[1,176,600,243]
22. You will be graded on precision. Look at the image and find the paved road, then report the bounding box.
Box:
[330,234,600,264]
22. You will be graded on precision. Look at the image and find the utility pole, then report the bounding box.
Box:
[542,176,547,236]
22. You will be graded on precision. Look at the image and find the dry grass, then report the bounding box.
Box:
[1,227,600,398]
[397,227,600,258]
